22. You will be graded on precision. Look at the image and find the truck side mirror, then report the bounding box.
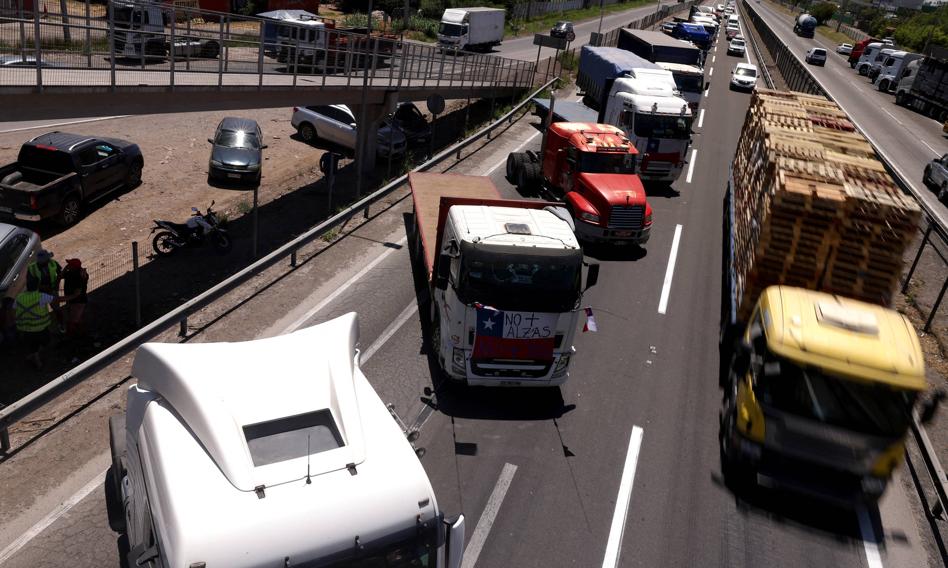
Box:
[444,514,466,568]
[585,263,600,290]
[435,254,451,290]
[920,390,946,425]
[207,138,214,144]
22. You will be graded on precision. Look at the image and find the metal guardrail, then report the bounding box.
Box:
[742,0,948,539]
[590,0,700,47]
[0,0,534,91]
[0,76,558,454]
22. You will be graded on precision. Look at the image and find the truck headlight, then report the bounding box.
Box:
[578,211,599,224]
[552,354,571,377]
[451,348,466,374]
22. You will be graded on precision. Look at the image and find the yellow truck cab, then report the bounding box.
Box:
[720,286,927,503]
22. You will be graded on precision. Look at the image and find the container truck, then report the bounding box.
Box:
[874,51,923,93]
[671,22,711,50]
[792,13,816,38]
[105,313,466,567]
[616,29,703,67]
[895,53,948,122]
[437,7,505,52]
[506,121,653,246]
[719,90,931,505]
[408,172,599,387]
[577,46,669,108]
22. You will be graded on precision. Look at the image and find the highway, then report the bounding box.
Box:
[0,14,937,568]
[747,0,948,226]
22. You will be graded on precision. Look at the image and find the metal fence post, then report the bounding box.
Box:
[218,14,224,88]
[133,241,141,329]
[179,317,187,337]
[252,184,259,259]
[84,0,91,68]
[108,0,115,90]
[257,25,264,88]
[904,225,933,292]
[33,6,42,90]
[926,274,948,333]
[224,15,230,73]
[170,10,175,89]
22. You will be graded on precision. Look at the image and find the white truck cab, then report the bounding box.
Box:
[106,313,464,568]
[655,61,704,113]
[601,76,694,182]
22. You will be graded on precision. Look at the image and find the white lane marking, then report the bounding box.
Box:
[281,236,409,333]
[881,108,903,126]
[658,224,683,315]
[0,115,131,134]
[709,67,714,77]
[712,55,716,64]
[461,463,518,568]
[601,426,644,568]
[922,140,938,155]
[857,506,884,568]
[685,148,698,184]
[704,84,710,98]
[361,301,418,363]
[485,130,541,175]
[698,108,706,129]
[0,470,107,564]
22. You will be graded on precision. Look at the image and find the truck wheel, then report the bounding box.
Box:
[200,40,220,59]
[106,414,128,534]
[518,161,541,193]
[506,152,525,182]
[924,166,932,187]
[857,65,867,76]
[895,91,905,106]
[298,123,317,144]
[877,79,888,92]
[57,195,81,227]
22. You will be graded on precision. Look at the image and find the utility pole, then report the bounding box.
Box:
[597,0,605,35]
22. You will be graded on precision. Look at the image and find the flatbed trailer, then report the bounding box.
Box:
[531,98,599,124]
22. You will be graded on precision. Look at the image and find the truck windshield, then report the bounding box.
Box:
[578,151,636,174]
[755,354,916,437]
[632,113,692,139]
[458,242,583,313]
[439,23,465,36]
[672,72,703,93]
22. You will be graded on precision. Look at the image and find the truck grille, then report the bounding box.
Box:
[608,206,644,229]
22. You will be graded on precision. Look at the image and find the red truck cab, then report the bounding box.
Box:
[848,37,880,68]
[509,122,652,246]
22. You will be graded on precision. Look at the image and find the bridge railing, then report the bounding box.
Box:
[0,0,535,90]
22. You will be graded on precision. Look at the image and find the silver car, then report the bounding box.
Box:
[0,222,41,300]
[291,104,407,159]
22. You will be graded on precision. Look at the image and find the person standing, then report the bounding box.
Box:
[14,277,59,369]
[61,258,89,339]
[28,249,63,331]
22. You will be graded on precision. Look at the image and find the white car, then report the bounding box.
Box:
[727,38,746,56]
[836,43,853,55]
[291,104,407,159]
[730,62,758,91]
[805,47,827,66]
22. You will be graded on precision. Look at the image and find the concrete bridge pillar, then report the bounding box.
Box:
[353,90,399,184]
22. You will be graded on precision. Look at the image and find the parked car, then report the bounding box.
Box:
[207,117,266,185]
[730,62,758,91]
[0,55,56,67]
[727,38,746,56]
[291,104,407,159]
[0,222,40,300]
[805,47,827,66]
[550,21,575,41]
[390,102,431,145]
[836,43,853,55]
[923,153,948,201]
[0,132,143,226]
[661,21,677,34]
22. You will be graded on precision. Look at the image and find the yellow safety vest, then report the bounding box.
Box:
[14,291,51,333]
[28,262,59,287]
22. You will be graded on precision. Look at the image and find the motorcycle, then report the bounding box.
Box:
[151,202,232,257]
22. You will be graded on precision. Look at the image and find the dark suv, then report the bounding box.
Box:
[207,117,267,186]
[550,21,575,41]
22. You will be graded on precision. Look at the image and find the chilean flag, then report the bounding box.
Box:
[472,305,555,362]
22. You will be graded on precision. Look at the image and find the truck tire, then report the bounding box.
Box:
[506,152,525,182]
[200,40,220,59]
[518,161,541,193]
[298,123,317,144]
[895,91,906,106]
[857,65,867,76]
[57,194,82,227]
[877,79,888,92]
[106,414,128,534]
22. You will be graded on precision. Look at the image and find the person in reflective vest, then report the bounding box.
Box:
[27,249,63,331]
[14,276,61,369]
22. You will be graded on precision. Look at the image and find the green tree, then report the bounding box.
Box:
[808,2,836,25]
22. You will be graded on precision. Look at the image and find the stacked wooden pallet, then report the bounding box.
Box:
[731,89,921,319]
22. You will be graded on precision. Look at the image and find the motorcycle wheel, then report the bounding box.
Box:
[213,232,233,255]
[152,231,180,257]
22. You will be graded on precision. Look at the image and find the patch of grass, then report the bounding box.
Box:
[815,25,852,46]
[321,227,340,242]
[558,49,578,72]
[236,200,252,215]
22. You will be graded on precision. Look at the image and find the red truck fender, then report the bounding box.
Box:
[564,191,600,223]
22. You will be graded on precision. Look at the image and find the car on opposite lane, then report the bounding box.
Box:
[805,47,827,66]
[923,153,948,201]
[207,117,266,186]
[727,38,746,56]
[550,21,575,41]
[730,62,758,91]
[836,43,853,55]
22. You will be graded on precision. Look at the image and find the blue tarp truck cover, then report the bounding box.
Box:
[577,46,662,108]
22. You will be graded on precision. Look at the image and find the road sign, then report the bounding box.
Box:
[426,94,445,116]
[533,34,568,50]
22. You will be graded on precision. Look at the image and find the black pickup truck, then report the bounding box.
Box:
[0,132,144,226]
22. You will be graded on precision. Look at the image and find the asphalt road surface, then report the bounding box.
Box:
[0,17,936,568]
[747,0,948,228]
